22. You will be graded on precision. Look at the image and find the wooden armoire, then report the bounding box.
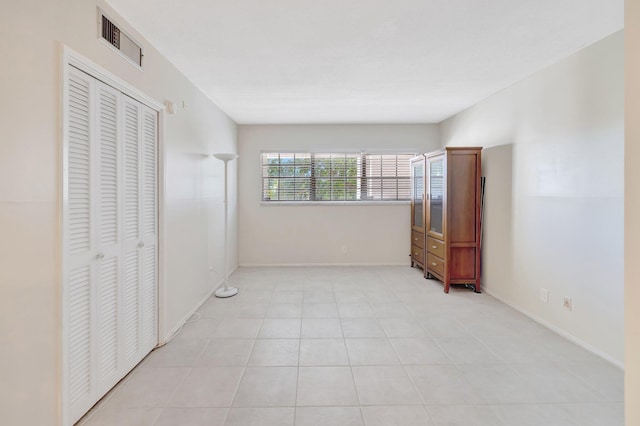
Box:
[420,147,482,293]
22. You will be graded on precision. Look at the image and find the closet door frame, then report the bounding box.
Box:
[61,46,166,426]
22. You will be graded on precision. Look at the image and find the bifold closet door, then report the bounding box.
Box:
[139,101,158,356]
[94,77,124,400]
[65,66,158,425]
[121,95,158,372]
[66,66,98,423]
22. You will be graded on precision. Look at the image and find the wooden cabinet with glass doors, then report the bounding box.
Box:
[410,155,426,269]
[424,147,482,293]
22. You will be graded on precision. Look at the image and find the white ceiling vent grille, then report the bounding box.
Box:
[99,10,144,69]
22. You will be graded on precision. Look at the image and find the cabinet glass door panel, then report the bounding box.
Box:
[429,157,444,236]
[412,160,424,230]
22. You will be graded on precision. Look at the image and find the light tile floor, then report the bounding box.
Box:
[79,266,624,426]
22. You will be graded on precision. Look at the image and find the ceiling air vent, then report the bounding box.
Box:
[99,10,143,69]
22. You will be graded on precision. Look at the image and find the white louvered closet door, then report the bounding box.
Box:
[65,66,158,425]
[139,102,158,355]
[66,66,97,423]
[94,80,123,399]
[121,96,141,371]
[121,95,158,372]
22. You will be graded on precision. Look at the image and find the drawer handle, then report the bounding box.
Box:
[431,262,437,266]
[432,245,437,249]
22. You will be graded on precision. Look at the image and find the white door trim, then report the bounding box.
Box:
[60,44,166,426]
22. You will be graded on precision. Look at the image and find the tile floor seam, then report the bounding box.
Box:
[507,361,608,405]
[470,331,513,364]
[225,318,260,414]
[430,334,456,366]
[294,290,305,423]
[159,366,194,412]
[402,364,433,408]
[187,336,212,369]
[562,363,621,402]
[339,309,368,426]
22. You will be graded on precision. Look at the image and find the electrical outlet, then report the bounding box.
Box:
[540,288,549,304]
[563,297,572,311]
[340,245,348,254]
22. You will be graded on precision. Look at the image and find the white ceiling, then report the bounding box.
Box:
[106,0,622,124]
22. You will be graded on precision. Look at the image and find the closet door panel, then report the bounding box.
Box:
[140,104,158,351]
[123,250,140,363]
[142,245,157,350]
[67,71,93,258]
[97,84,120,250]
[68,265,93,415]
[95,82,123,394]
[66,68,97,421]
[123,99,140,244]
[97,257,119,381]
[142,106,157,239]
[122,96,145,367]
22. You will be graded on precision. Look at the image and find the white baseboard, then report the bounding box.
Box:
[483,287,624,370]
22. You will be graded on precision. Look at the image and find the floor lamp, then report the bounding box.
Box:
[213,153,239,298]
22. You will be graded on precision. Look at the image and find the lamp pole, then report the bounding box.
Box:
[213,153,238,298]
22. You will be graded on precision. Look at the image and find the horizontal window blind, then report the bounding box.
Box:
[262,152,416,202]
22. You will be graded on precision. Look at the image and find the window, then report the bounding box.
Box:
[261,152,416,202]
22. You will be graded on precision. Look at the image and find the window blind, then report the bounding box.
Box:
[261,152,415,202]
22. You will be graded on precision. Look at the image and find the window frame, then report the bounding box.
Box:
[259,150,417,205]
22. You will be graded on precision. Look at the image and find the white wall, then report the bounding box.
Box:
[441,32,624,364]
[238,124,439,266]
[0,1,237,424]
[625,0,639,423]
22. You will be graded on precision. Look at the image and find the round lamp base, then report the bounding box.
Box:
[214,286,239,298]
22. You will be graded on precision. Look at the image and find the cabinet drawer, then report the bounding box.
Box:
[412,245,424,264]
[427,254,445,277]
[412,231,425,249]
[426,237,445,258]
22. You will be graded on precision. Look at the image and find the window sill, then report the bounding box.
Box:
[260,200,411,206]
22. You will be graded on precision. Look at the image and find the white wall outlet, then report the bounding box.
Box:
[182,100,190,111]
[340,245,348,254]
[540,288,549,304]
[563,297,572,311]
